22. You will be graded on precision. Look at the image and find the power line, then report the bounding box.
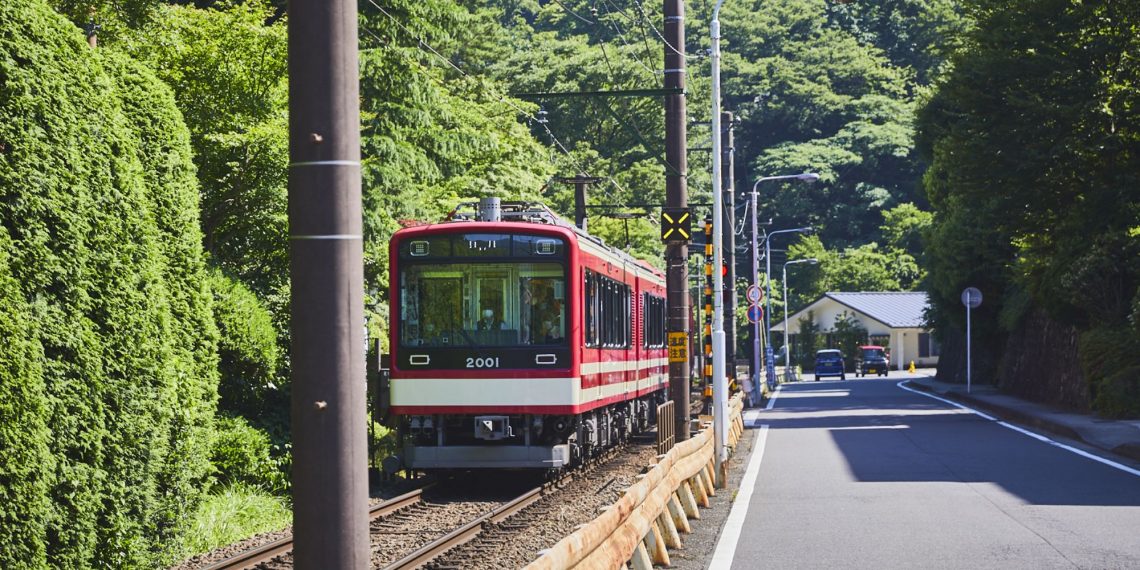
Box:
[596,0,661,86]
[550,0,596,24]
[630,0,699,60]
[360,0,630,198]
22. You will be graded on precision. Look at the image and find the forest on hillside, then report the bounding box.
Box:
[1,0,1136,566]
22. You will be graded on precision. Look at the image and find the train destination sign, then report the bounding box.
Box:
[668,332,688,363]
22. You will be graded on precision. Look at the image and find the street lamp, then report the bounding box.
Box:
[783,258,818,381]
[709,0,729,485]
[764,226,812,390]
[747,173,817,402]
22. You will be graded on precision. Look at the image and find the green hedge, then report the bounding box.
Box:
[0,1,218,566]
[0,229,51,568]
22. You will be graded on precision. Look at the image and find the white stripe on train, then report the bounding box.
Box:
[580,358,667,375]
[391,373,667,407]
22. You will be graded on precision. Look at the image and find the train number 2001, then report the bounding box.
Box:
[466,357,501,368]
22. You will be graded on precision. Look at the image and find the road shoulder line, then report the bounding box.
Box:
[898,381,1140,478]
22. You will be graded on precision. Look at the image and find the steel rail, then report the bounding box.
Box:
[203,486,429,570]
[383,485,547,570]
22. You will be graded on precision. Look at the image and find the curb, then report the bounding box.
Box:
[1111,443,1140,463]
[901,380,1140,464]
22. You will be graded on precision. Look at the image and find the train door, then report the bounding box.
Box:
[583,268,600,399]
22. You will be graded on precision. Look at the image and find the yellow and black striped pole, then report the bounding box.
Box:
[703,220,714,412]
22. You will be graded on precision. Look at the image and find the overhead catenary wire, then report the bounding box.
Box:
[597,0,662,86]
[360,0,629,198]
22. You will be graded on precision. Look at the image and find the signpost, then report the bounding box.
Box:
[765,346,776,391]
[746,285,762,304]
[961,287,982,393]
[746,304,763,324]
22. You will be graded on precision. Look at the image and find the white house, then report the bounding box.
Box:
[770,292,939,370]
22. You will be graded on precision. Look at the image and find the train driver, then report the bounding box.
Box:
[477,308,506,330]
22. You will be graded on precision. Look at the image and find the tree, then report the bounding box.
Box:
[120,2,290,299]
[880,202,932,289]
[786,235,902,308]
[720,0,925,248]
[916,0,1140,414]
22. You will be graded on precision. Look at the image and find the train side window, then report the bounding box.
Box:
[640,294,664,348]
[588,271,597,346]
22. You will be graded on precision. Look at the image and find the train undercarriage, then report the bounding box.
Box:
[386,391,666,473]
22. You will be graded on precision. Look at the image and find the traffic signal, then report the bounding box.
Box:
[661,207,691,242]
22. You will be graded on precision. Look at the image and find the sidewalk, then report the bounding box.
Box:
[904,373,1140,464]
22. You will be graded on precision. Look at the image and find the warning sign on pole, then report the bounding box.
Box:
[668,332,688,363]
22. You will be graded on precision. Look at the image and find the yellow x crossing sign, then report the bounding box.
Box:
[661,207,692,242]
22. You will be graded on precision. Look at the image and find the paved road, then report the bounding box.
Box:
[722,378,1140,569]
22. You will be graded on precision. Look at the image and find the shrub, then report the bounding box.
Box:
[0,1,218,565]
[1081,327,1140,418]
[211,269,281,419]
[211,416,288,495]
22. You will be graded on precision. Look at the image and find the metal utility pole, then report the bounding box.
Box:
[288,0,369,567]
[664,0,690,441]
[748,174,817,398]
[721,112,736,385]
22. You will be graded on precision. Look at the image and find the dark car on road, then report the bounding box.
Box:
[856,345,890,377]
[814,349,846,381]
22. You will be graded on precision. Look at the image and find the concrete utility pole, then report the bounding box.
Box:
[287,0,369,567]
[709,0,728,485]
[721,112,736,383]
[664,0,690,441]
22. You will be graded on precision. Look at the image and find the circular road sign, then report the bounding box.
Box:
[747,304,763,324]
[746,285,762,304]
[961,287,983,309]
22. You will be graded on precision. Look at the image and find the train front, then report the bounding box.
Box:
[388,221,580,471]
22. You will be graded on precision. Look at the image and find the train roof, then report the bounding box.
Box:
[394,201,663,277]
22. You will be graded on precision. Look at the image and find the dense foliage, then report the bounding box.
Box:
[5,0,1137,565]
[0,1,219,566]
[917,0,1140,415]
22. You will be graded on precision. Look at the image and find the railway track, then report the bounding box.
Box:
[382,485,548,569]
[198,445,647,570]
[202,486,430,570]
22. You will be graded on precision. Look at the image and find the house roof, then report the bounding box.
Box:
[773,291,930,332]
[826,292,929,328]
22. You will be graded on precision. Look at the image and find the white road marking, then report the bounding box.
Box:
[709,424,769,570]
[707,385,779,569]
[898,381,1140,478]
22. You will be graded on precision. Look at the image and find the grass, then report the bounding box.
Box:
[178,484,292,560]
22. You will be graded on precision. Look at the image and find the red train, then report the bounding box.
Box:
[387,199,668,471]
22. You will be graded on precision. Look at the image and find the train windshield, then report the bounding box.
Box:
[398,233,567,348]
